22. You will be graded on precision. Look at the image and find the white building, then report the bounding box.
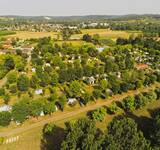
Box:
[31,68,36,73]
[96,47,105,53]
[35,89,43,95]
[88,76,95,85]
[40,111,45,116]
[45,63,51,67]
[67,98,77,105]
[0,105,12,112]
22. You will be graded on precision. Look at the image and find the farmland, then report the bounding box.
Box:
[5,29,133,40]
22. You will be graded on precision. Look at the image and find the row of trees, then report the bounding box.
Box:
[0,54,26,80]
[122,90,158,112]
[110,21,160,37]
[0,97,56,126]
[57,117,150,150]
[90,88,160,122]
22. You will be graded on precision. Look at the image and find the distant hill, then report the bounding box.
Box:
[0,14,160,22]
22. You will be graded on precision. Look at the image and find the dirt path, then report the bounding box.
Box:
[0,83,159,137]
[0,77,7,88]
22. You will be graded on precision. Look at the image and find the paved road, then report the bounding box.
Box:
[0,83,159,137]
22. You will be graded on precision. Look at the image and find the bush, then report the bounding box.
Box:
[0,69,8,79]
[58,95,67,110]
[4,57,15,71]
[7,71,17,84]
[82,92,92,105]
[93,89,102,99]
[44,102,55,114]
[91,107,106,121]
[17,75,30,91]
[12,100,30,123]
[82,34,92,42]
[9,84,17,94]
[107,102,119,114]
[29,101,44,117]
[144,91,157,102]
[0,88,5,96]
[16,63,25,72]
[122,96,135,112]
[3,94,10,104]
[0,111,11,126]
[43,123,55,135]
[134,93,147,109]
[155,88,160,99]
[0,137,4,145]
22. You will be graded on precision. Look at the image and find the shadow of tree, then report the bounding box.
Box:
[147,108,160,118]
[124,111,154,139]
[115,101,123,108]
[41,125,65,150]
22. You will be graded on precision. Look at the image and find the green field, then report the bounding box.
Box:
[0,31,16,37]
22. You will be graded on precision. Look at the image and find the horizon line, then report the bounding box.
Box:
[0,13,160,17]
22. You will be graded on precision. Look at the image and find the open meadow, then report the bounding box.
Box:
[6,31,58,40]
[5,29,136,41]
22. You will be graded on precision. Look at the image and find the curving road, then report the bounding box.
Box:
[0,83,159,137]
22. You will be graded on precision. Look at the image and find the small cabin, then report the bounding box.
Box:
[31,68,36,73]
[67,98,77,105]
[88,76,95,85]
[35,89,43,95]
[0,105,12,112]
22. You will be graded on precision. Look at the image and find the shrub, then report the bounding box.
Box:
[0,111,11,126]
[93,89,102,99]
[134,93,147,109]
[17,75,30,91]
[155,88,160,99]
[144,91,157,102]
[0,137,4,145]
[0,88,5,96]
[9,84,17,94]
[43,123,55,135]
[91,107,106,121]
[122,96,135,112]
[58,95,67,110]
[107,102,119,114]
[3,94,10,104]
[44,102,55,114]
[7,71,17,84]
[12,100,30,123]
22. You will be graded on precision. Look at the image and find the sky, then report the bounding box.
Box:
[0,0,160,16]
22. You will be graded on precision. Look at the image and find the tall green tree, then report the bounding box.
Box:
[61,28,72,40]
[0,111,11,126]
[103,117,151,150]
[61,118,104,150]
[12,100,30,123]
[122,96,135,112]
[91,107,107,122]
[17,75,30,91]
